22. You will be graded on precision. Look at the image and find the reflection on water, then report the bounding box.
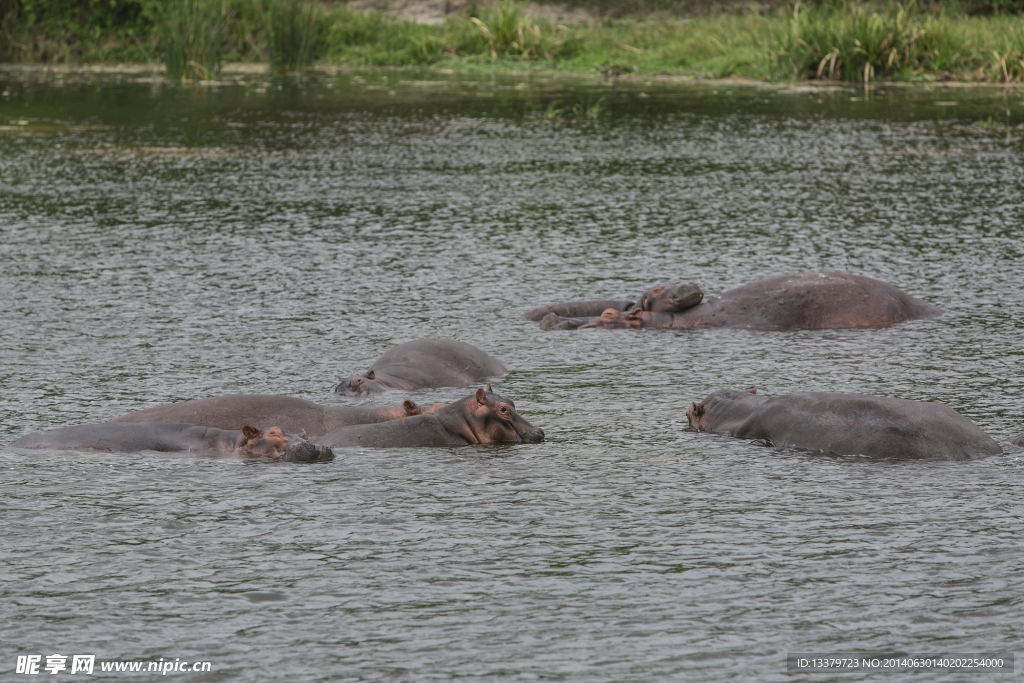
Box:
[2,69,1022,681]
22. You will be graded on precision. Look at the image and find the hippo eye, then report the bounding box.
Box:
[497,404,510,417]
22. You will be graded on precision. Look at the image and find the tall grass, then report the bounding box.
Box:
[991,22,1024,79]
[262,0,321,71]
[770,0,1024,81]
[0,0,18,61]
[163,0,224,80]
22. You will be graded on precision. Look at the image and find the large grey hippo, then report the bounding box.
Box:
[335,339,508,396]
[316,387,544,448]
[527,272,942,331]
[112,394,433,438]
[685,387,1001,461]
[11,423,334,463]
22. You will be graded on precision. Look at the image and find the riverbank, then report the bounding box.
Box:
[2,1,1023,83]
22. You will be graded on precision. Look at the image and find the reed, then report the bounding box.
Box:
[767,0,1022,82]
[990,22,1024,79]
[0,0,17,61]
[571,95,608,118]
[261,0,321,71]
[470,1,545,57]
[538,96,606,120]
[163,0,224,80]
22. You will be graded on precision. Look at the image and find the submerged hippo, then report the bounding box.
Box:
[112,394,435,438]
[11,423,334,463]
[685,387,1001,461]
[525,282,703,321]
[316,387,544,448]
[529,273,942,331]
[335,339,508,396]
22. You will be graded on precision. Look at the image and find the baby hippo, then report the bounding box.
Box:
[316,387,544,448]
[12,422,334,463]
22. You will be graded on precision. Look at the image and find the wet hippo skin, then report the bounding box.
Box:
[685,388,1001,461]
[335,338,508,396]
[531,272,942,331]
[525,283,703,322]
[316,388,544,448]
[11,422,335,463]
[112,394,427,438]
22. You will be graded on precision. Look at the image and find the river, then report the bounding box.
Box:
[2,68,1022,680]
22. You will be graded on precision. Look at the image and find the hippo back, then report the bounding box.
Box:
[338,339,507,394]
[755,393,999,460]
[683,272,942,330]
[113,394,328,435]
[11,423,235,453]
[316,414,465,449]
[112,394,413,438]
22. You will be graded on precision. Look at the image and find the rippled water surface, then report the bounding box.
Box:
[2,69,1023,681]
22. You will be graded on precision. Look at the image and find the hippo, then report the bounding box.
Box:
[335,339,508,396]
[528,273,942,331]
[11,422,335,463]
[524,282,703,321]
[685,387,1001,461]
[316,387,544,448]
[112,394,436,438]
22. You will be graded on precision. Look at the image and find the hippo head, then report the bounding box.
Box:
[334,369,386,396]
[685,386,757,431]
[464,386,545,444]
[242,425,335,463]
[638,283,704,313]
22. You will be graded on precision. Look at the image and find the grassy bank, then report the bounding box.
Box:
[1,0,1023,82]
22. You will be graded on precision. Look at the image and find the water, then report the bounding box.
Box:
[2,68,1023,681]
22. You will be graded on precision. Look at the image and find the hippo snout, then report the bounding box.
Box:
[521,426,545,443]
[284,442,335,463]
[334,374,384,396]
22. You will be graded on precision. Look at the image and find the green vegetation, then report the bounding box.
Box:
[1,0,1023,83]
[770,0,1024,81]
[163,0,223,79]
[262,0,321,71]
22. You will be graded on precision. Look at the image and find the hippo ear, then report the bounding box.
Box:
[745,386,757,394]
[403,399,419,415]
[690,403,704,418]
[366,370,375,380]
[486,383,492,393]
[475,387,487,405]
[301,430,308,440]
[242,425,260,439]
